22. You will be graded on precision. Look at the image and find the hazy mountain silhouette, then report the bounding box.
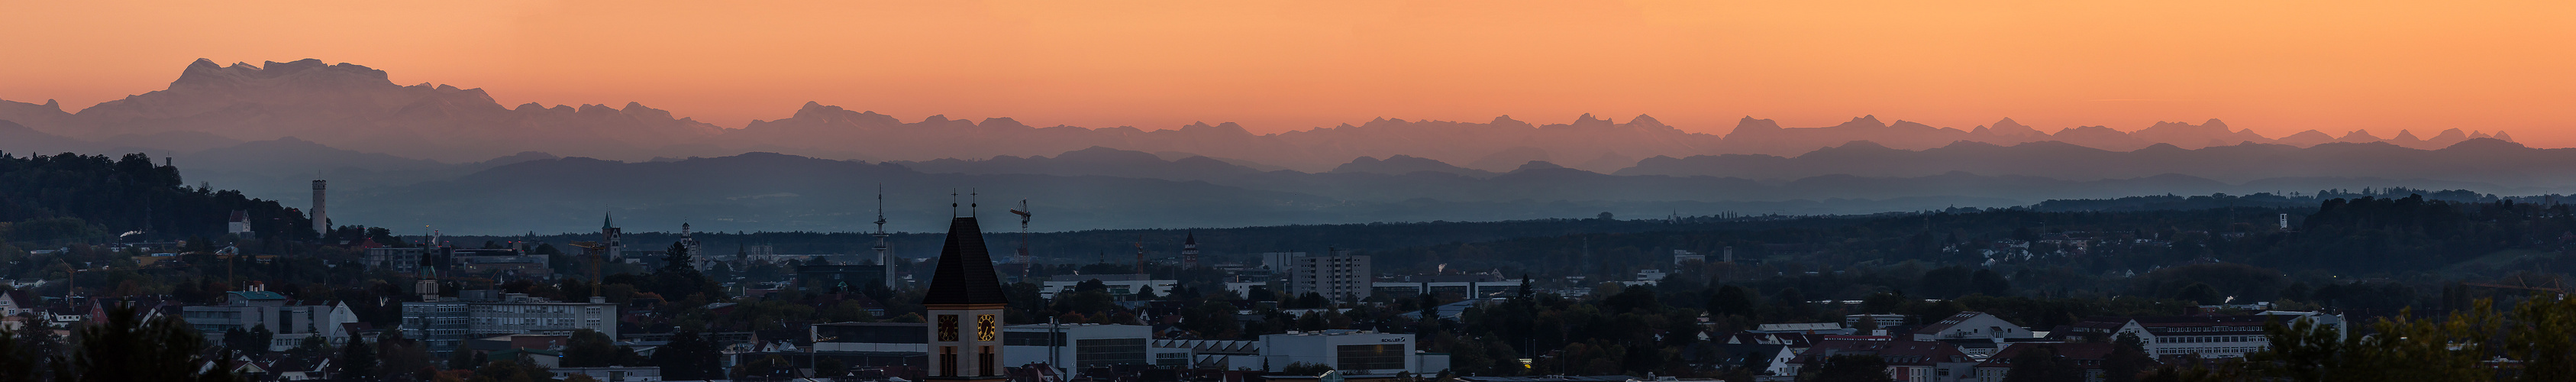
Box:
[888,146,1273,183]
[0,120,104,154]
[1622,138,2576,189]
[301,152,2039,234]
[1329,155,1499,177]
[0,59,721,161]
[274,148,2561,234]
[2,58,2562,234]
[0,58,2525,172]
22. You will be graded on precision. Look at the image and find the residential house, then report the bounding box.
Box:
[1710,343,1797,376]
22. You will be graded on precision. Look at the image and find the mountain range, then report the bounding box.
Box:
[0,59,2520,173]
[0,58,2560,234]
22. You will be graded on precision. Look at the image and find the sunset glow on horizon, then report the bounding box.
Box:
[6,1,2572,144]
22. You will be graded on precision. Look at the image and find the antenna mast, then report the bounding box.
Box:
[874,186,893,290]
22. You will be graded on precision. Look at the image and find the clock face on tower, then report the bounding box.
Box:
[938,315,960,342]
[977,314,998,341]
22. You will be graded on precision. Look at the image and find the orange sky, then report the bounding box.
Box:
[5,1,2573,145]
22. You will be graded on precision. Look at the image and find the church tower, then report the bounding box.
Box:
[1181,231,1200,268]
[925,212,1009,381]
[601,212,625,262]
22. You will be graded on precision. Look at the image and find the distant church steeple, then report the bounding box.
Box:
[600,212,624,261]
[1182,231,1200,268]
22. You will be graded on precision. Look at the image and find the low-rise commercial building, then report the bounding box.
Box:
[180,288,359,351]
[1257,329,1444,375]
[401,288,614,358]
[2065,311,2342,359]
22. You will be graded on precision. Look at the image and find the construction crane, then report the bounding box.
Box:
[568,241,606,282]
[1010,199,1033,278]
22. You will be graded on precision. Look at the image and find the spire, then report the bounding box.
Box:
[602,212,615,230]
[924,216,1009,306]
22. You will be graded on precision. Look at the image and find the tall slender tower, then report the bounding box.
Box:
[679,222,702,269]
[1181,231,1200,268]
[311,180,328,236]
[925,203,1009,382]
[873,187,894,290]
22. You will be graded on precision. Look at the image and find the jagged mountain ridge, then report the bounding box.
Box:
[0,58,2521,171]
[1,59,723,161]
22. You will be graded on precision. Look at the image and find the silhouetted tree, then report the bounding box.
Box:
[335,335,377,382]
[56,305,239,382]
[1811,354,1892,382]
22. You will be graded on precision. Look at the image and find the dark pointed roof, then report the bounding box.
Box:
[925,216,1009,306]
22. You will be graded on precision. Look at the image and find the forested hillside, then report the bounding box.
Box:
[0,152,312,246]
